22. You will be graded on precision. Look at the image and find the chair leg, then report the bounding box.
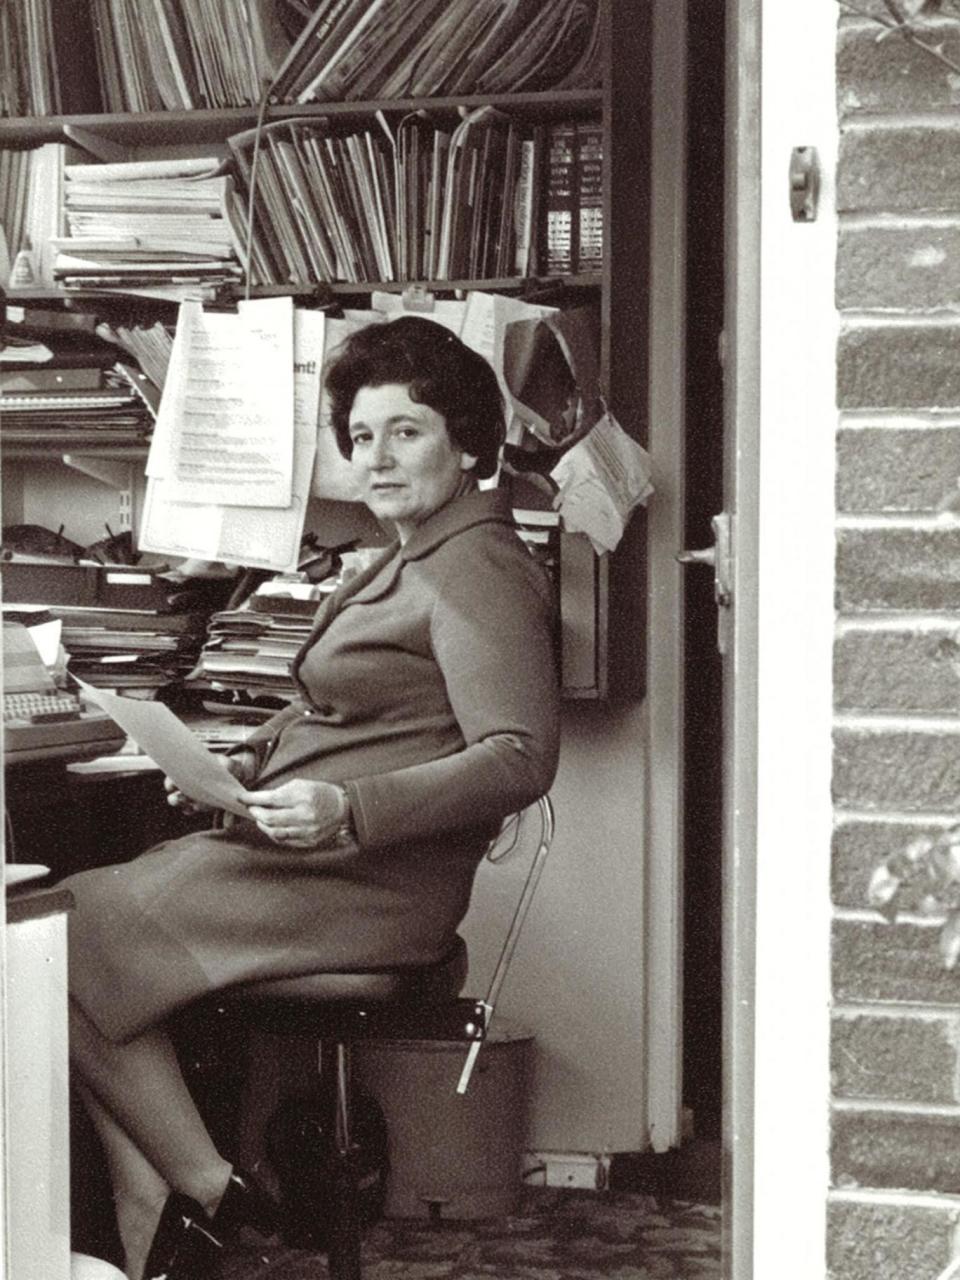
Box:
[325,1042,362,1280]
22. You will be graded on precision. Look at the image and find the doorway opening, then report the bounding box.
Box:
[682,0,725,1144]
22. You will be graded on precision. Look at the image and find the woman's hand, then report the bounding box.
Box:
[243,779,351,850]
[164,749,258,813]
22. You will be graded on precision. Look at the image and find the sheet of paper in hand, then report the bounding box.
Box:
[75,679,252,818]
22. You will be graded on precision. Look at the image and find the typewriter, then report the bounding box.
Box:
[2,622,126,764]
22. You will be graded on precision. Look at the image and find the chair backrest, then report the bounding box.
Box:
[457,794,555,1094]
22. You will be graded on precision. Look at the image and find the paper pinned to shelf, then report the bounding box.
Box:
[550,411,655,554]
[140,307,323,572]
[370,290,466,333]
[146,296,294,507]
[502,304,600,452]
[459,292,557,443]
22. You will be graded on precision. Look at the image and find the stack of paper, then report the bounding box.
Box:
[54,156,245,301]
[56,606,212,689]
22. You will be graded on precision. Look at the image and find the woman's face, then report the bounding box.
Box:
[348,383,476,541]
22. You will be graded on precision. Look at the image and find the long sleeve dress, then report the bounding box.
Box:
[62,489,561,1044]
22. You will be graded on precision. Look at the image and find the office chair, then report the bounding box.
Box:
[196,794,555,1280]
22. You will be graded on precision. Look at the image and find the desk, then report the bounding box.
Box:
[4,760,210,880]
[5,879,74,1280]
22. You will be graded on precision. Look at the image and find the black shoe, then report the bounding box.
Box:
[209,1166,283,1243]
[143,1191,223,1280]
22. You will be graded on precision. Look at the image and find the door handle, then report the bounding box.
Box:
[676,514,734,654]
[677,547,716,567]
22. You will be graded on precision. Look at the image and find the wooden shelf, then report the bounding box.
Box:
[6,275,602,312]
[1,444,149,461]
[0,90,603,148]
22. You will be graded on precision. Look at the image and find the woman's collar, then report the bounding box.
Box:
[399,488,514,561]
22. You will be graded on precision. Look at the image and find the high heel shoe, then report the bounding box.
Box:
[209,1166,283,1243]
[143,1191,223,1280]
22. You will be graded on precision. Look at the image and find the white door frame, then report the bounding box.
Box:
[726,2,836,1275]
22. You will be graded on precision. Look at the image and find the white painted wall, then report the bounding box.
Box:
[463,700,648,1154]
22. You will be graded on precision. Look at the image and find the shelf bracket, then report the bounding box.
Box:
[62,455,134,490]
[62,124,130,164]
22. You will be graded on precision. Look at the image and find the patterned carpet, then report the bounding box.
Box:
[223,1190,723,1279]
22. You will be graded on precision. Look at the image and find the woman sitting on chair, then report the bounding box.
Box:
[62,315,561,1280]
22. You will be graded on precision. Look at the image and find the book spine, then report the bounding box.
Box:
[280,0,360,101]
[576,121,603,273]
[543,121,577,278]
[50,0,105,114]
[513,138,534,277]
[525,124,546,278]
[225,136,286,284]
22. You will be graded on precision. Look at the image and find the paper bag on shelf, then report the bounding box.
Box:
[550,410,654,555]
[501,304,602,453]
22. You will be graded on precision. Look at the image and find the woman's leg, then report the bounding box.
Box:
[76,1083,170,1280]
[69,997,232,1215]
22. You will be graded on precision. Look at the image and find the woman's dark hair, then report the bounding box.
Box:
[325,315,505,479]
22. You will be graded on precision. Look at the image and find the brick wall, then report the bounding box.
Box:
[833,6,960,1276]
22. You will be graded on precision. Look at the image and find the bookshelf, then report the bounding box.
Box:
[0,0,650,700]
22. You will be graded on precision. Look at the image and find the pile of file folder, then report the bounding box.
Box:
[1,313,156,448]
[190,578,335,704]
[0,381,153,448]
[1,558,237,691]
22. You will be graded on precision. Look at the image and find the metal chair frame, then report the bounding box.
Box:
[205,795,555,1280]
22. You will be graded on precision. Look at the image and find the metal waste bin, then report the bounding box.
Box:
[357,1021,533,1219]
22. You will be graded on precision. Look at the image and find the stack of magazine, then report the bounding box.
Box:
[53,155,246,300]
[1,0,597,118]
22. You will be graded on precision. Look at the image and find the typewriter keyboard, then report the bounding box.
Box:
[3,691,82,723]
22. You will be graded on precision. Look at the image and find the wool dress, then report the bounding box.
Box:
[63,490,561,1044]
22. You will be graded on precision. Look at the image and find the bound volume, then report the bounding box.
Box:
[543,120,604,277]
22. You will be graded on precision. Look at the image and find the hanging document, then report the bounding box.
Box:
[147,296,294,508]
[140,304,323,573]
